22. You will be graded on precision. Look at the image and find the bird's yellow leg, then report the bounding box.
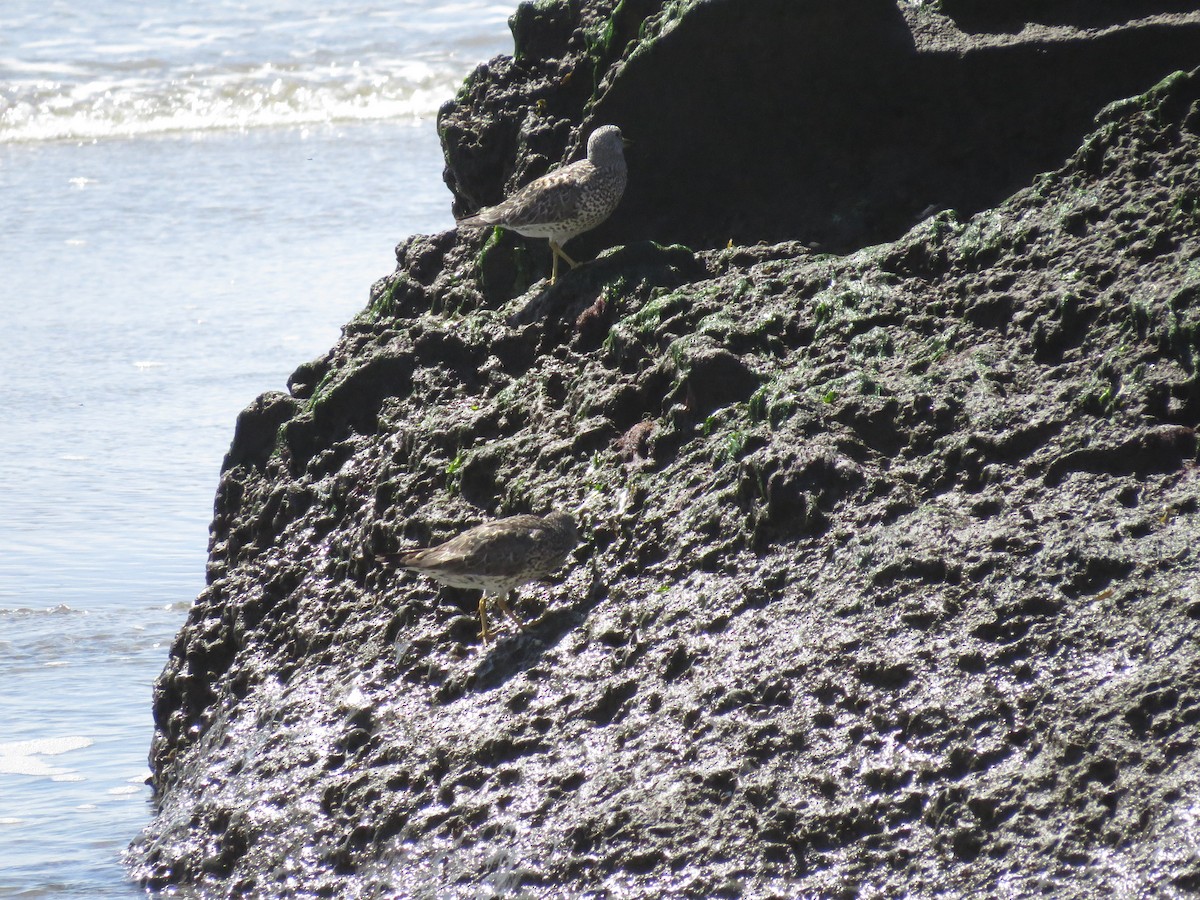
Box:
[494,590,524,630]
[550,249,559,285]
[478,595,493,644]
[550,241,579,268]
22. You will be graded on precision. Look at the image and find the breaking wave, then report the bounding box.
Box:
[0,57,465,143]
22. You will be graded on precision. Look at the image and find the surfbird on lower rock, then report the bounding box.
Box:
[456,124,627,285]
[377,510,579,643]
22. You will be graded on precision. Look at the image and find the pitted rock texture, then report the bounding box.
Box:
[129,2,1200,898]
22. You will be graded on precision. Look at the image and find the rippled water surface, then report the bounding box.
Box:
[0,2,509,894]
[1,0,512,142]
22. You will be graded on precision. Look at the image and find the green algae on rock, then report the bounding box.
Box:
[130,2,1200,896]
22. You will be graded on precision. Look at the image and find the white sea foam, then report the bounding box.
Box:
[0,59,466,144]
[0,736,93,756]
[0,604,84,619]
[0,736,93,777]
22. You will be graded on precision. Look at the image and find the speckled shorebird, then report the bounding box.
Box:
[456,124,628,285]
[377,511,579,643]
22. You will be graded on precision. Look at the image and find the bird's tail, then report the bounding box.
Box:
[375,550,423,567]
[455,212,495,228]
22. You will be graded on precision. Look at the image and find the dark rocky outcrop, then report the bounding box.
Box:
[441,0,1200,265]
[128,2,1200,897]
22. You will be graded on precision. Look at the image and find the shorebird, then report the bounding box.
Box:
[377,511,579,643]
[456,124,628,285]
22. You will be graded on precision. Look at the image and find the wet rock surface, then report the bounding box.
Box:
[129,2,1200,897]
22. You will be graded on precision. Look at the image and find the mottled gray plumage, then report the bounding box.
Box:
[457,125,627,284]
[378,511,579,642]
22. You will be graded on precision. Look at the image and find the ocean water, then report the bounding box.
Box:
[0,2,510,895]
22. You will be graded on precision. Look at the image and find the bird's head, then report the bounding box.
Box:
[586,124,627,167]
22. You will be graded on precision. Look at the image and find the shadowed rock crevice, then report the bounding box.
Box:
[589,0,1200,253]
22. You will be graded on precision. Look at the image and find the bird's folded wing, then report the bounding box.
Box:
[483,169,589,229]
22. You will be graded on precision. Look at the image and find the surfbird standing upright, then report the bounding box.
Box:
[456,124,627,285]
[377,510,579,643]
